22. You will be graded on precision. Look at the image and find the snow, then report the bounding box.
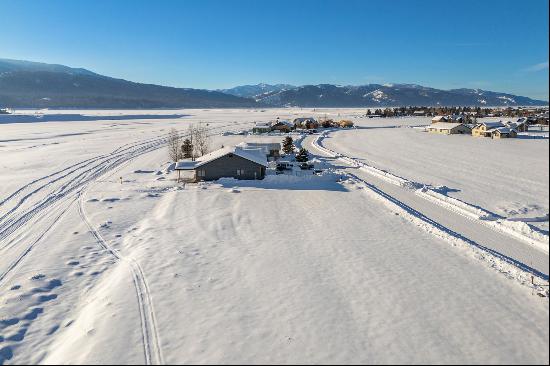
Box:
[0,109,548,364]
[322,116,549,233]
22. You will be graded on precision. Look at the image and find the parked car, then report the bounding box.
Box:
[276,161,293,171]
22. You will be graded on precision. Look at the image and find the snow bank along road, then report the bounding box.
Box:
[306,132,549,280]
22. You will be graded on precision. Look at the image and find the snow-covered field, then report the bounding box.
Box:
[322,116,549,233]
[0,109,548,364]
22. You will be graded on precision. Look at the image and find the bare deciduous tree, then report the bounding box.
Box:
[167,128,182,162]
[195,124,210,157]
[187,123,210,158]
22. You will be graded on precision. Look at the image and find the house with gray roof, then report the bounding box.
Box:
[175,146,268,182]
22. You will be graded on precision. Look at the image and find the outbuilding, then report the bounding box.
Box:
[236,142,281,159]
[252,122,273,134]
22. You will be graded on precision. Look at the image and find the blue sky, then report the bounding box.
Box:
[1,0,548,100]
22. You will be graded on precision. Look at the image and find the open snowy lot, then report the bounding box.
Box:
[322,116,549,233]
[0,109,548,364]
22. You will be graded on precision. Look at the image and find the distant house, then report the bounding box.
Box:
[506,120,528,132]
[427,122,472,135]
[472,121,506,137]
[339,120,354,128]
[271,120,293,133]
[175,146,268,182]
[236,142,281,158]
[293,117,318,129]
[490,127,518,139]
[413,110,427,116]
[450,115,465,123]
[252,121,273,134]
[431,116,448,124]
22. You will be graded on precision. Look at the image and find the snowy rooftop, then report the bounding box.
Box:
[273,119,293,126]
[478,121,505,129]
[429,122,468,130]
[175,146,268,170]
[254,121,272,127]
[237,141,281,150]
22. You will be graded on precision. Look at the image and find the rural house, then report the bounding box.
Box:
[506,120,528,132]
[431,116,448,123]
[472,121,506,137]
[175,146,268,182]
[490,127,518,139]
[427,122,472,135]
[293,117,319,129]
[271,120,294,133]
[339,120,354,128]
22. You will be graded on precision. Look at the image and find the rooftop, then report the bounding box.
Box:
[175,145,268,170]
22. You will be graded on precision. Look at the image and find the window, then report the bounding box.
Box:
[236,169,245,176]
[197,169,206,177]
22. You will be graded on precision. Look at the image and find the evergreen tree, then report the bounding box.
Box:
[295,148,309,162]
[181,138,193,159]
[282,136,294,155]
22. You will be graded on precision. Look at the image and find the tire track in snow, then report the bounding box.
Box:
[78,190,164,365]
[0,121,254,363]
[0,195,77,287]
[0,122,253,248]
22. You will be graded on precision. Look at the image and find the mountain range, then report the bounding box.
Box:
[0,59,257,109]
[0,58,547,108]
